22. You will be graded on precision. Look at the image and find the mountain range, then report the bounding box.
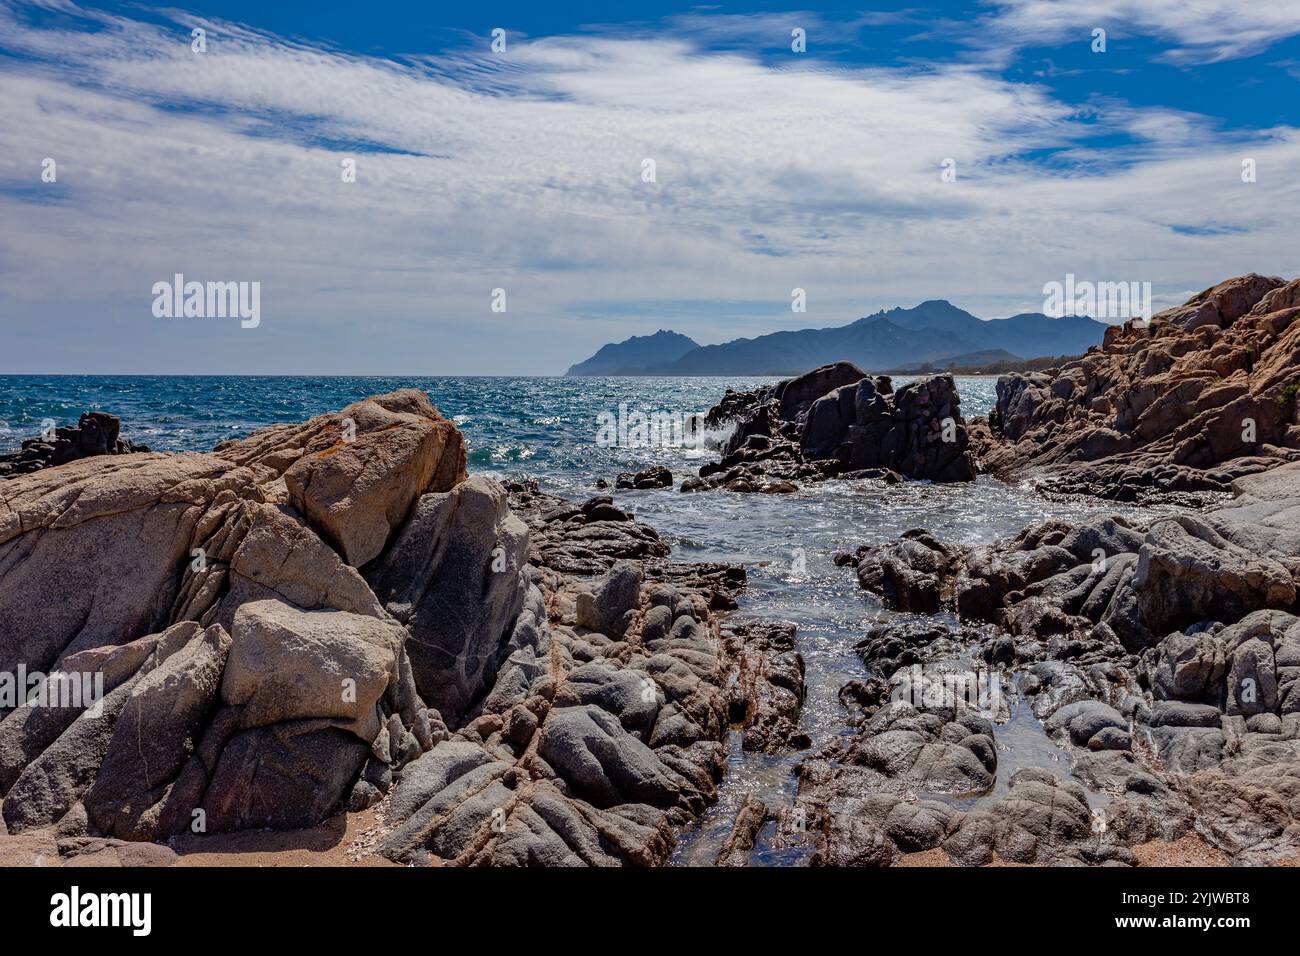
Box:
[564,300,1113,376]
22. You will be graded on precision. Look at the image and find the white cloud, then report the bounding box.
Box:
[0,0,1296,373]
[982,0,1300,64]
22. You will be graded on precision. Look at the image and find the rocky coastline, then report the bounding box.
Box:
[812,274,1300,866]
[0,390,805,866]
[2,273,1298,867]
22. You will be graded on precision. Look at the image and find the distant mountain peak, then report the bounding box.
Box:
[566,329,700,376]
[565,298,1109,376]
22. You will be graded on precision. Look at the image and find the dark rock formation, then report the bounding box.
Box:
[0,412,148,478]
[0,391,455,844]
[377,547,806,866]
[802,374,975,481]
[615,465,673,490]
[841,530,967,613]
[715,794,771,866]
[689,365,975,492]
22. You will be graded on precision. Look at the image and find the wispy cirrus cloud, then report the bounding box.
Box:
[0,0,1296,374]
[979,0,1300,64]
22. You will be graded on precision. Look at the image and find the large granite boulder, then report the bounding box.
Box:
[0,389,803,867]
[0,452,261,675]
[775,362,868,422]
[0,391,469,844]
[216,389,466,567]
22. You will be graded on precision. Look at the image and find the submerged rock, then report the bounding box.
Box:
[802,374,975,481]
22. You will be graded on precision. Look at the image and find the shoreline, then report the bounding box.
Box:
[3,273,1300,867]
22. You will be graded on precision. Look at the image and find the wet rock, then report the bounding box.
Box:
[851,530,966,613]
[806,700,997,798]
[853,620,960,676]
[1044,700,1128,748]
[715,794,770,866]
[693,367,976,491]
[979,769,1094,864]
[1088,727,1132,751]
[615,466,673,490]
[803,374,976,482]
[776,362,869,423]
[507,482,670,576]
[720,619,806,753]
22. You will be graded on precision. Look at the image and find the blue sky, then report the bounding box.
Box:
[1,0,1298,373]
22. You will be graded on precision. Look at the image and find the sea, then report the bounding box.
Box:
[0,374,1148,865]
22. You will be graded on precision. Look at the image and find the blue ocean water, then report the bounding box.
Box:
[0,374,1144,865]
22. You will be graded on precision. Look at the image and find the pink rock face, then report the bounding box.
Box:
[0,391,471,846]
[979,273,1300,505]
[219,389,467,568]
[0,452,262,676]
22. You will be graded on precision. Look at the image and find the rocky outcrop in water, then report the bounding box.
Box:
[0,412,149,478]
[801,374,976,482]
[0,392,805,867]
[616,466,673,490]
[976,274,1300,505]
[685,364,975,493]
